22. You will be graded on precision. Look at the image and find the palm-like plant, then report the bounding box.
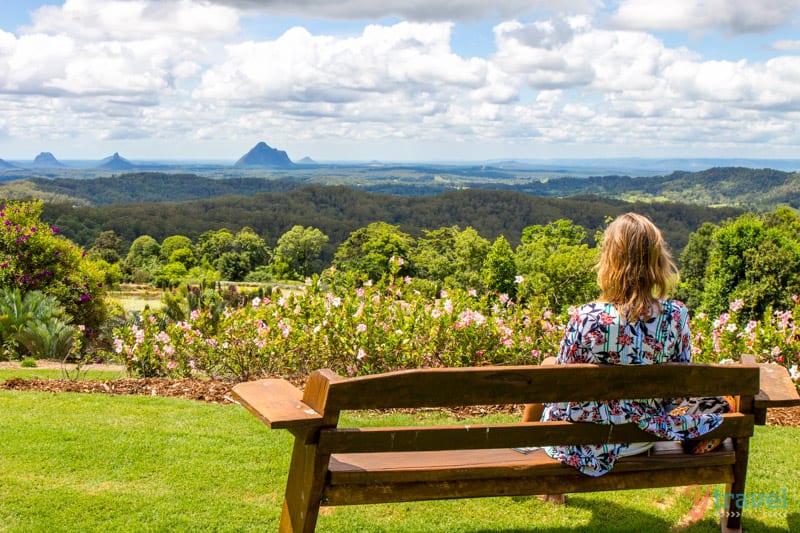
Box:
[0,289,71,360]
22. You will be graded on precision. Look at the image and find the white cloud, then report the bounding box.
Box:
[201,0,601,21]
[1,1,800,160]
[26,0,240,41]
[194,22,512,105]
[611,0,800,34]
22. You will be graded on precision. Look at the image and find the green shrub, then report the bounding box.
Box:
[19,357,37,367]
[0,200,108,331]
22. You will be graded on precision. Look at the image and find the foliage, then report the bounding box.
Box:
[41,185,743,266]
[0,288,76,360]
[411,225,490,291]
[481,236,517,297]
[681,209,800,321]
[273,225,329,279]
[160,235,194,262]
[333,222,416,280]
[515,220,600,313]
[0,201,108,332]
[89,229,122,263]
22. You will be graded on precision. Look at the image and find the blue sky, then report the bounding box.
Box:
[1,0,799,162]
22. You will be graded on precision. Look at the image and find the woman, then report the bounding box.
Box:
[525,213,729,478]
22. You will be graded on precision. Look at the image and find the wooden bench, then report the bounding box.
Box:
[233,362,799,532]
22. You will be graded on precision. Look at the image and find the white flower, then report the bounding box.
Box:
[790,365,799,381]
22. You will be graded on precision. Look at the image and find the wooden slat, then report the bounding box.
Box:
[318,413,752,454]
[323,364,760,410]
[327,440,735,487]
[232,379,323,430]
[322,463,734,506]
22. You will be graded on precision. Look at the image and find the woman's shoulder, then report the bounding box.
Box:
[661,299,689,313]
[572,301,617,316]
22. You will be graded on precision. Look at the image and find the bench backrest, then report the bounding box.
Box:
[301,364,759,454]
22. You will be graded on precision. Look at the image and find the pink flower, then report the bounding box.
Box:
[729,299,744,312]
[356,323,367,333]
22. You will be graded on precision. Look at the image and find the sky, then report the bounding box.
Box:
[0,0,799,163]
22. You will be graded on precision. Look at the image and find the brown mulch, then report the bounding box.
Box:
[0,377,237,404]
[1,369,799,427]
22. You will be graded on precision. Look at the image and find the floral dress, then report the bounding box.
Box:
[540,300,725,476]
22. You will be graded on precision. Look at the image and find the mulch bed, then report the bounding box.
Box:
[2,376,799,427]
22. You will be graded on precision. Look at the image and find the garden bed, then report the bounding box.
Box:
[1,363,798,427]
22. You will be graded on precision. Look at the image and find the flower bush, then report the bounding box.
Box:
[113,265,800,391]
[115,266,562,380]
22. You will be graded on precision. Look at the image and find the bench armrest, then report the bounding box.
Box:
[740,355,800,408]
[232,379,324,431]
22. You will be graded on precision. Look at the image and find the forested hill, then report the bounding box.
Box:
[1,166,798,210]
[0,173,305,206]
[518,167,799,209]
[42,185,743,262]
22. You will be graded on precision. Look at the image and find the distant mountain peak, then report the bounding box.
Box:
[235,142,293,167]
[98,152,134,170]
[0,158,17,170]
[31,152,65,168]
[297,156,316,165]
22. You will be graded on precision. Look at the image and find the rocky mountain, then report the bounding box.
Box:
[31,152,65,168]
[0,159,17,170]
[297,156,317,164]
[97,152,134,170]
[235,142,293,167]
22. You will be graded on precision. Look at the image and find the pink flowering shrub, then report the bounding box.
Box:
[691,297,800,384]
[114,268,563,379]
[114,265,800,391]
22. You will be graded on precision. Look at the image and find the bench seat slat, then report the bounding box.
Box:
[318,413,752,453]
[326,440,735,488]
[232,379,323,430]
[324,443,736,505]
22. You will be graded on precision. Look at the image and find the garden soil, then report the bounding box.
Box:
[1,360,798,427]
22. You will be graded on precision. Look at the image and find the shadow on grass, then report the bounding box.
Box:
[465,498,798,533]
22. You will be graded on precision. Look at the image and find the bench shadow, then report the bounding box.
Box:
[465,498,798,533]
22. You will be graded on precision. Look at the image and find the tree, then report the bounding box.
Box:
[481,236,517,297]
[89,230,122,264]
[677,222,718,311]
[152,262,188,289]
[160,235,194,263]
[333,222,415,280]
[196,229,235,267]
[515,220,599,312]
[412,225,490,290]
[125,235,161,269]
[232,227,270,270]
[694,211,800,320]
[274,225,329,279]
[169,247,197,269]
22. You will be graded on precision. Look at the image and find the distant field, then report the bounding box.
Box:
[107,285,163,313]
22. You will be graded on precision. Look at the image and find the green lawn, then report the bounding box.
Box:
[0,390,797,532]
[0,368,127,381]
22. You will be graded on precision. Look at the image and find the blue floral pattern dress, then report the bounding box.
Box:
[540,300,724,476]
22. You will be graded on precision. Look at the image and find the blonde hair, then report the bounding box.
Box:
[596,213,679,320]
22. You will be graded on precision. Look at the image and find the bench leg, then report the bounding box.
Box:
[720,437,749,533]
[279,437,330,533]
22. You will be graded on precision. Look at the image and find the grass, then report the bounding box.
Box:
[0,368,128,381]
[0,391,798,532]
